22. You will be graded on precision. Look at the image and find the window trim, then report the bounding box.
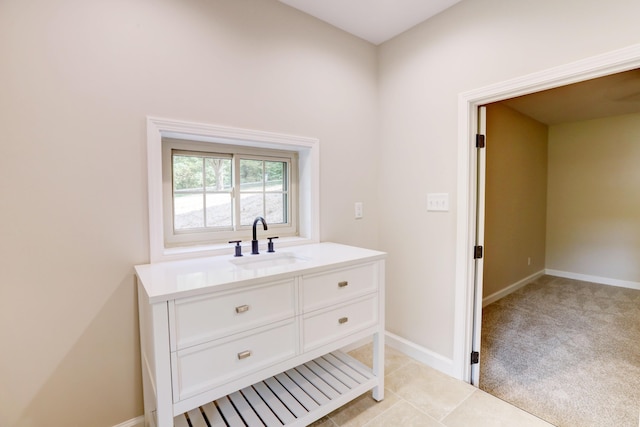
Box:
[146,117,319,263]
[161,138,299,247]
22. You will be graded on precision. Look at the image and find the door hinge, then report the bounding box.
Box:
[471,351,479,364]
[476,134,485,148]
[473,245,483,259]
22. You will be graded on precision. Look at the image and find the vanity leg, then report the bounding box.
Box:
[372,331,385,401]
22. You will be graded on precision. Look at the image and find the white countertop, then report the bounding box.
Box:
[135,242,386,303]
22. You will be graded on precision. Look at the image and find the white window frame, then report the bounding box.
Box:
[147,117,319,263]
[162,138,299,247]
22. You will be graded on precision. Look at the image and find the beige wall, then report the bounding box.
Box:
[378,0,640,359]
[546,112,640,282]
[483,104,548,298]
[0,1,379,426]
[3,0,640,425]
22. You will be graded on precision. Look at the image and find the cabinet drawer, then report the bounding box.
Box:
[302,263,377,312]
[172,320,297,402]
[170,279,295,350]
[302,295,378,351]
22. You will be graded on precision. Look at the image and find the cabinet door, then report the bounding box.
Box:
[302,263,377,312]
[170,279,295,350]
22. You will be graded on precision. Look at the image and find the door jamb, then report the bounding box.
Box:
[453,43,640,382]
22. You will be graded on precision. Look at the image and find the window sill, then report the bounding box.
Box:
[161,236,318,262]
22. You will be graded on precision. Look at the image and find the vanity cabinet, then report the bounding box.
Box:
[135,243,385,427]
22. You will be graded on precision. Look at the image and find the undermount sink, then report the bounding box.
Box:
[230,251,310,270]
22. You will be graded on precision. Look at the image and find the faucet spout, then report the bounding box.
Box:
[251,216,268,254]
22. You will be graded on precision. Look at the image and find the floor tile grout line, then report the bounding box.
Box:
[326,416,339,427]
[326,388,401,426]
[383,358,414,377]
[359,400,406,427]
[402,399,448,426]
[438,388,478,423]
[339,344,561,426]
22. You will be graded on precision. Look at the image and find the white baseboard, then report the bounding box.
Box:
[340,331,453,375]
[385,332,454,377]
[113,415,144,427]
[482,270,545,307]
[545,269,640,291]
[341,332,455,378]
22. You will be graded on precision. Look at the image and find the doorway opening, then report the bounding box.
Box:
[480,83,640,425]
[453,43,640,384]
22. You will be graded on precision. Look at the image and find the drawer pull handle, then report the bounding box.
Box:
[235,305,250,314]
[338,281,349,288]
[338,317,349,324]
[237,350,252,360]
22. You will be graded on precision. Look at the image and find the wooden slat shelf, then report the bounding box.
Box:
[173,351,376,427]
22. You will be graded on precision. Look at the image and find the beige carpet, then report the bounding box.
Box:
[480,275,640,427]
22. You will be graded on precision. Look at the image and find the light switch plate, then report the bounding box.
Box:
[427,193,449,212]
[355,202,363,219]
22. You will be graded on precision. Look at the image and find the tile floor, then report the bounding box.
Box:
[310,344,554,427]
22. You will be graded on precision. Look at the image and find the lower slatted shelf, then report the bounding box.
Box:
[174,351,377,427]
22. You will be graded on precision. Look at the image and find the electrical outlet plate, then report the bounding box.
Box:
[355,202,363,219]
[427,193,449,212]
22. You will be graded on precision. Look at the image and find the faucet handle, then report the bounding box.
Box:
[229,240,243,257]
[267,237,279,253]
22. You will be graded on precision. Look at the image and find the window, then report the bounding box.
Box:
[163,138,298,247]
[147,117,318,262]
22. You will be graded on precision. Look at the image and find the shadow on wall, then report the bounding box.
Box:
[15,276,143,427]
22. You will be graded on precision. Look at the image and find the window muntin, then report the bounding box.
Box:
[162,138,298,247]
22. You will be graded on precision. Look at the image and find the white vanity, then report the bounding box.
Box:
[135,243,385,427]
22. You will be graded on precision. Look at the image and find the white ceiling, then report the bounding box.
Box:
[278,0,640,124]
[278,0,462,45]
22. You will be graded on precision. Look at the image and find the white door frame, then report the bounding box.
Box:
[470,105,486,386]
[453,43,640,382]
